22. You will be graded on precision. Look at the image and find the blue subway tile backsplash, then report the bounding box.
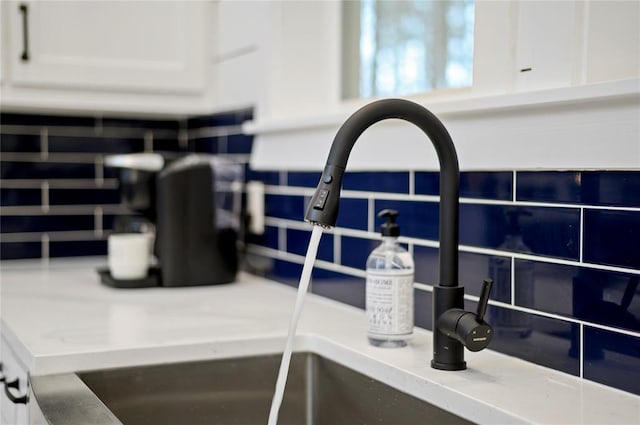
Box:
[1,112,95,127]
[0,134,41,152]
[287,171,322,188]
[340,235,378,269]
[486,303,581,376]
[1,161,97,180]
[227,134,254,154]
[584,209,640,269]
[1,215,95,233]
[335,198,370,230]
[375,199,439,240]
[517,171,640,207]
[310,268,366,309]
[343,171,410,193]
[49,188,121,205]
[264,194,306,221]
[0,188,41,206]
[191,136,220,154]
[518,262,640,333]
[251,167,640,395]
[0,108,252,260]
[49,240,107,258]
[2,108,638,396]
[286,228,334,262]
[415,171,513,200]
[48,136,144,153]
[101,117,179,130]
[583,326,640,395]
[0,241,42,259]
[414,245,513,303]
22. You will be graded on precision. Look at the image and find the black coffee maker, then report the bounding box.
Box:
[156,155,240,286]
[105,153,163,236]
[103,153,241,288]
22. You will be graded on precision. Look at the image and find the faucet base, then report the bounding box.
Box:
[432,285,466,370]
[431,360,466,371]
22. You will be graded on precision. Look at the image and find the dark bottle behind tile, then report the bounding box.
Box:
[489,210,534,338]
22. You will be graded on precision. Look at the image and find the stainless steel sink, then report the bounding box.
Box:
[30,352,473,425]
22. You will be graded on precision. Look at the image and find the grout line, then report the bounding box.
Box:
[1,124,178,139]
[41,181,49,213]
[95,156,104,187]
[457,242,640,275]
[144,130,154,153]
[188,125,245,140]
[41,233,50,260]
[414,282,434,292]
[0,178,119,189]
[334,232,341,265]
[262,216,640,275]
[247,244,366,278]
[94,206,104,238]
[1,230,107,242]
[269,217,375,241]
[0,204,129,215]
[178,128,189,149]
[511,256,516,305]
[461,297,640,338]
[40,127,49,160]
[367,197,375,232]
[279,171,288,187]
[579,323,584,379]
[409,170,415,195]
[579,207,585,263]
[263,184,640,212]
[95,114,103,135]
[278,226,287,252]
[218,133,228,154]
[1,152,104,163]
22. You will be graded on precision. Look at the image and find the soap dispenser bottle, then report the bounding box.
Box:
[366,209,415,347]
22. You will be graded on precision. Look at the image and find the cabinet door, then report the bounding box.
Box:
[6,1,208,95]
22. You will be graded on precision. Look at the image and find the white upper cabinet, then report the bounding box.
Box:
[1,1,214,115]
[210,0,268,113]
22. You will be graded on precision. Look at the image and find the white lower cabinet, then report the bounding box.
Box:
[1,335,29,425]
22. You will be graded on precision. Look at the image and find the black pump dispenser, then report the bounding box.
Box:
[379,209,400,237]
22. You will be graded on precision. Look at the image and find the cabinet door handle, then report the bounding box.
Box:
[19,3,30,61]
[4,378,28,404]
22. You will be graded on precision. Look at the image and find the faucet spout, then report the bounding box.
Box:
[305,98,460,287]
[305,98,493,371]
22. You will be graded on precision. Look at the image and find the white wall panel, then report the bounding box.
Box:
[250,82,640,171]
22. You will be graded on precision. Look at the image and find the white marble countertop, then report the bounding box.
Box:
[1,257,639,424]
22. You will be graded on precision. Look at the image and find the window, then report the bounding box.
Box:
[342,0,475,99]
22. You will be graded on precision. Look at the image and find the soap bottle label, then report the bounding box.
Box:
[366,271,414,336]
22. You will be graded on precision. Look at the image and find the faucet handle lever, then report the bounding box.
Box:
[476,278,493,322]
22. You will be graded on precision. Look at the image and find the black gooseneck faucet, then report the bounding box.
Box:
[305,98,493,370]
